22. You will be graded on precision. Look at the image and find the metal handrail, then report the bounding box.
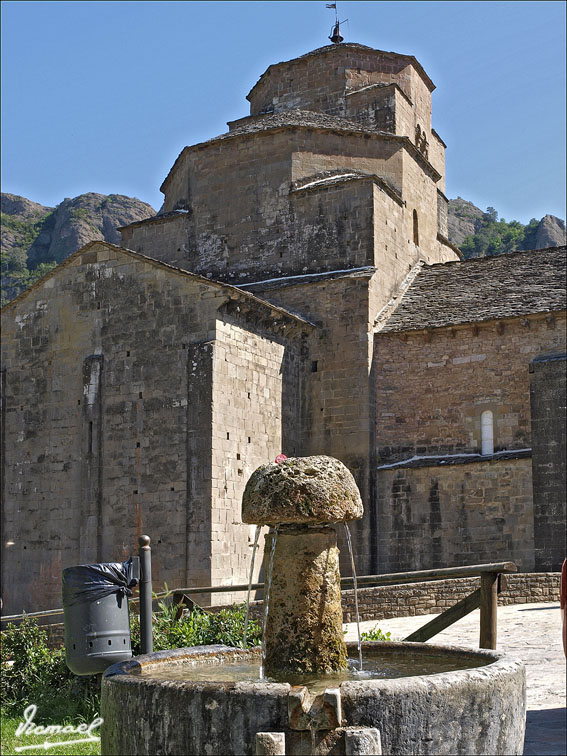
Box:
[0,562,516,623]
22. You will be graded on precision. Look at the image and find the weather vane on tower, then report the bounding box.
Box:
[326,2,347,44]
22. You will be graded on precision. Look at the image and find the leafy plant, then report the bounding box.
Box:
[360,625,392,642]
[1,617,100,722]
[460,207,531,259]
[129,597,262,654]
[1,260,57,306]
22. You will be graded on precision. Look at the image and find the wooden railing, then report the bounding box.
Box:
[170,561,517,650]
[2,561,517,650]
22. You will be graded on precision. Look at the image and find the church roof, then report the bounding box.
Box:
[225,109,377,138]
[161,109,441,192]
[246,43,436,98]
[379,246,567,332]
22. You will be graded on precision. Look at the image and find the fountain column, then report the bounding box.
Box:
[242,455,363,677]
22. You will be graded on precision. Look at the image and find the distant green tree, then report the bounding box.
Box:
[1,259,56,306]
[522,218,540,250]
[460,213,528,259]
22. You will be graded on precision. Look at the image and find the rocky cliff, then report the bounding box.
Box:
[1,192,156,304]
[447,198,486,247]
[2,192,155,267]
[533,214,566,249]
[448,198,566,257]
[25,193,155,268]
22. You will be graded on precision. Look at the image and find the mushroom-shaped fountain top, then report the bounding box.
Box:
[242,455,363,525]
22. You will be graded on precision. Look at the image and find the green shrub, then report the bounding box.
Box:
[1,617,100,722]
[129,598,262,654]
[1,604,260,723]
[360,625,392,642]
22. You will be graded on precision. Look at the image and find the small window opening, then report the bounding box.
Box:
[133,489,138,494]
[77,399,81,405]
[227,432,230,440]
[136,442,141,448]
[311,361,318,373]
[108,639,112,645]
[89,641,93,648]
[413,209,419,246]
[237,453,241,460]
[248,437,251,444]
[247,392,251,399]
[170,487,175,491]
[96,302,101,310]
[481,410,494,455]
[126,351,130,357]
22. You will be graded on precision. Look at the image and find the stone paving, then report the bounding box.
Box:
[345,602,566,756]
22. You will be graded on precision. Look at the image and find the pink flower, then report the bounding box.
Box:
[275,454,287,463]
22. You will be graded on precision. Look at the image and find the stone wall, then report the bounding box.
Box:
[208,313,305,604]
[246,45,435,141]
[340,572,562,622]
[1,243,209,612]
[141,122,452,287]
[0,243,308,614]
[375,314,567,463]
[437,189,448,238]
[242,572,561,625]
[129,131,404,284]
[119,214,188,268]
[254,274,375,575]
[373,313,566,574]
[530,354,567,571]
[376,457,535,572]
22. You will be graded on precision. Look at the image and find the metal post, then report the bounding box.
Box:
[479,571,498,649]
[138,534,153,654]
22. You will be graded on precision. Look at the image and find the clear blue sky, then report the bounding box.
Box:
[1,1,565,223]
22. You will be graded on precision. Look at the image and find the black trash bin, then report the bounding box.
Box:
[62,559,139,675]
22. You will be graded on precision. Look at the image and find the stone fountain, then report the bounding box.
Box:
[101,455,526,755]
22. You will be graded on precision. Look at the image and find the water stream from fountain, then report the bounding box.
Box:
[343,523,363,671]
[260,525,279,679]
[243,525,261,649]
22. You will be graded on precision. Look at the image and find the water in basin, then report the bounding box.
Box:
[140,648,489,695]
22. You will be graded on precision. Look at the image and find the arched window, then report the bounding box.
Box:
[413,209,419,246]
[481,410,494,455]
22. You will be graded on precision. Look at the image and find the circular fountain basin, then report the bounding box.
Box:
[101,641,525,755]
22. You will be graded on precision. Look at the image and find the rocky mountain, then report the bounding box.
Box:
[24,193,155,268]
[448,198,565,258]
[447,198,486,247]
[532,214,566,249]
[1,194,53,266]
[1,192,156,305]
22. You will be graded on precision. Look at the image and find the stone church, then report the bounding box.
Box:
[1,42,565,615]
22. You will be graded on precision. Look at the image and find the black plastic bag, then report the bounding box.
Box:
[62,559,139,607]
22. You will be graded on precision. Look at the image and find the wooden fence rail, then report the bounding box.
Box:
[2,562,517,649]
